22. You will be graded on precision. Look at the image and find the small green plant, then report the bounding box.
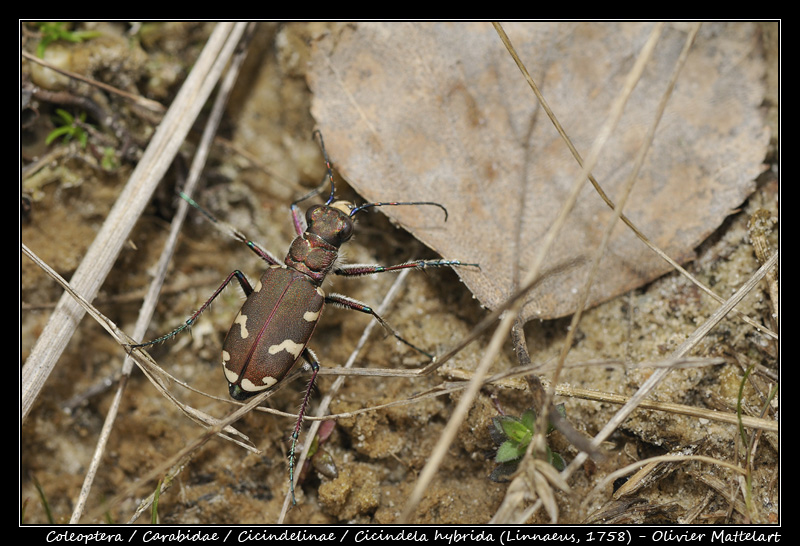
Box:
[30,475,55,524]
[101,147,119,171]
[151,479,161,524]
[489,406,566,482]
[46,109,90,148]
[34,22,102,58]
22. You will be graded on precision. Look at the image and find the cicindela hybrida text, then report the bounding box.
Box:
[130,131,479,504]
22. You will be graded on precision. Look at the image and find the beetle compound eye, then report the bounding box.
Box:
[306,204,323,225]
[331,215,354,244]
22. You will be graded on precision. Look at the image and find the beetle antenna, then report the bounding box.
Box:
[312,130,336,205]
[290,131,336,213]
[350,201,449,222]
[311,131,447,222]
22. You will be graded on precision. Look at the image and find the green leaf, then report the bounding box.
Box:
[34,22,102,57]
[45,126,71,145]
[549,450,566,471]
[520,408,537,431]
[489,461,518,483]
[101,148,118,171]
[490,416,508,444]
[499,415,530,444]
[151,480,161,524]
[54,108,75,124]
[495,440,525,464]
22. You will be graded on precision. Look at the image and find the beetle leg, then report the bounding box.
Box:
[288,347,320,505]
[129,270,254,349]
[334,258,479,277]
[178,191,282,266]
[243,240,282,266]
[325,293,434,360]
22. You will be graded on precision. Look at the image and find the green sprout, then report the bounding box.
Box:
[489,406,566,482]
[34,22,102,58]
[29,475,55,524]
[151,479,162,524]
[46,109,90,148]
[101,147,119,171]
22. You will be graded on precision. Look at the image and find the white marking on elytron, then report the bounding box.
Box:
[253,279,262,292]
[240,375,278,392]
[316,286,325,297]
[303,309,321,322]
[234,312,249,338]
[223,365,239,384]
[222,351,242,384]
[268,339,304,357]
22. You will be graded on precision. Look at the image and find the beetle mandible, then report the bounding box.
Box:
[131,131,478,504]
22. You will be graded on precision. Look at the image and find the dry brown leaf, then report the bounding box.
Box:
[308,22,769,320]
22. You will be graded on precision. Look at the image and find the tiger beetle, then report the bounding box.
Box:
[130,131,478,504]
